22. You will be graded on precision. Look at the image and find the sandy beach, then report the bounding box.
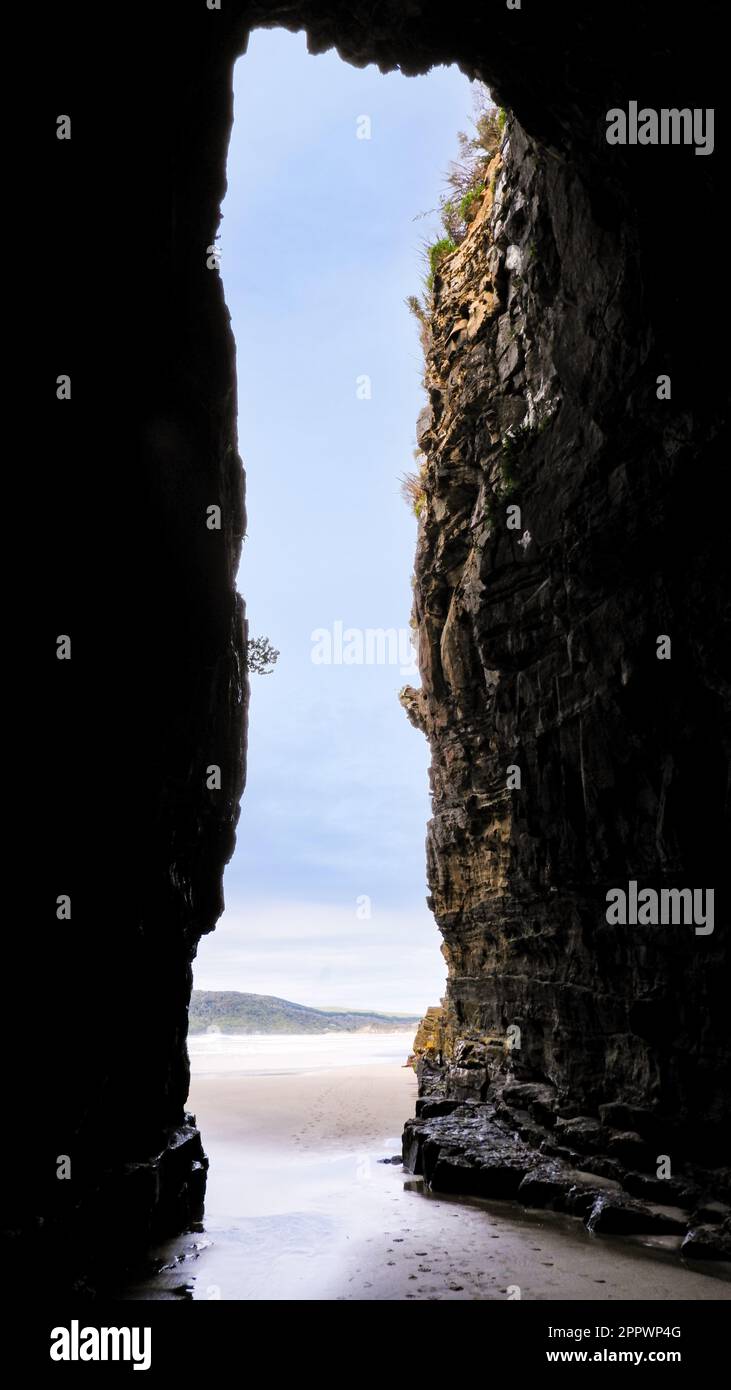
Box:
[187,1032,417,1152]
[125,1034,731,1302]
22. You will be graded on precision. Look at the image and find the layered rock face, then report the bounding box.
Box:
[401,116,729,1235]
[15,1,727,1291]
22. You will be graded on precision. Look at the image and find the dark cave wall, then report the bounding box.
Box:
[21,5,253,1284]
[13,1,727,1286]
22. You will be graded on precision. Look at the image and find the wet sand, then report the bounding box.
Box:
[125,1037,731,1301]
[189,1056,416,1153]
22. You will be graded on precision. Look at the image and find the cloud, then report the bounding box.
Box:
[193,897,446,1014]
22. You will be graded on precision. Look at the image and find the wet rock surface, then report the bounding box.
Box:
[681,1222,731,1261]
[403,1097,729,1259]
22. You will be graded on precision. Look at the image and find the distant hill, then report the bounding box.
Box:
[189,990,420,1035]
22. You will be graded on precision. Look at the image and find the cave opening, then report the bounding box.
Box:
[175,16,727,1299]
[182,28,481,1298]
[26,0,727,1308]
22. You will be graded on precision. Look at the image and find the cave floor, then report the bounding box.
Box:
[123,1053,731,1302]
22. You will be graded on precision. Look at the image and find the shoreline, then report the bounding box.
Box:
[123,1042,731,1301]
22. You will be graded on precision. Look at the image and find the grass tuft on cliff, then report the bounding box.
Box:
[425,235,457,290]
[399,452,428,517]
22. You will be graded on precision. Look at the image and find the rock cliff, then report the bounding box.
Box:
[401,112,729,1249]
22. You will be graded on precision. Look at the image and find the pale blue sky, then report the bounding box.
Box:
[193,28,478,1011]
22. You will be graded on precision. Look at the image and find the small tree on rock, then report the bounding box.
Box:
[246,636,280,675]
